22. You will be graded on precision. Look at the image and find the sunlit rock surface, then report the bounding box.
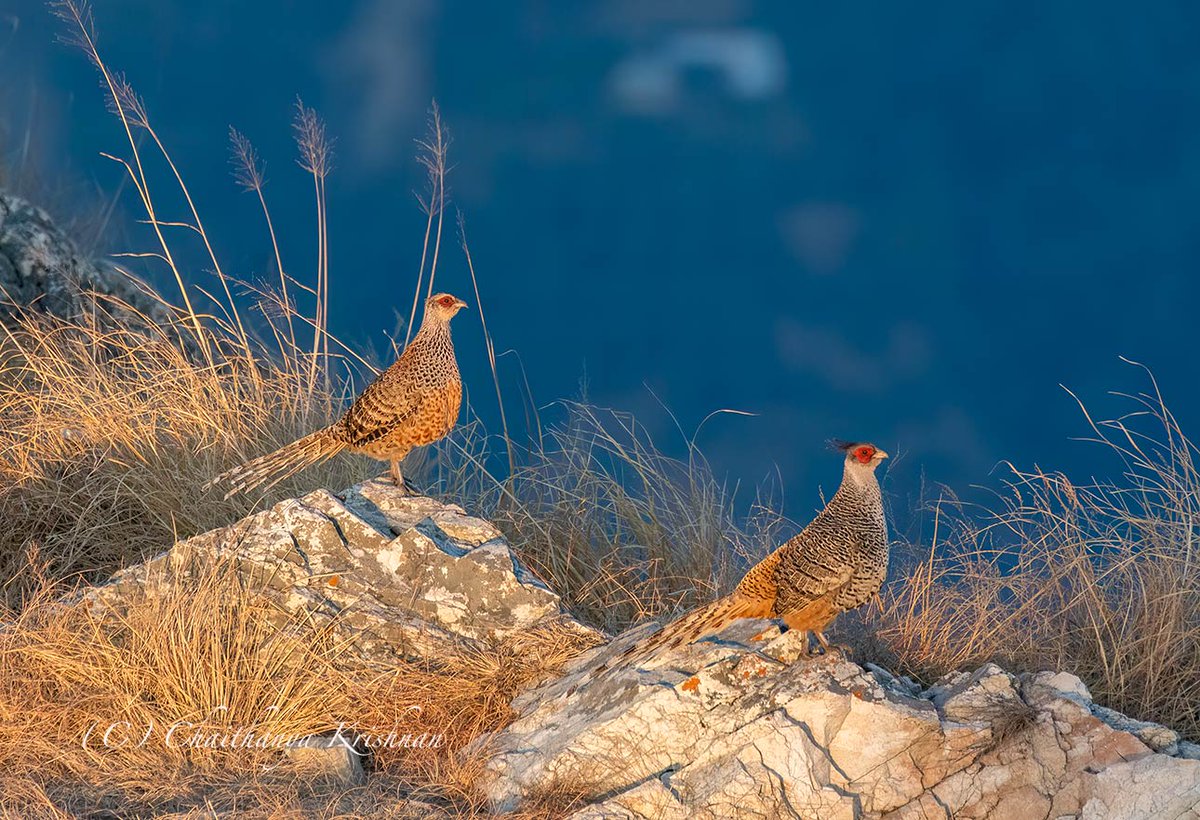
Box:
[480,622,1200,819]
[88,479,599,661]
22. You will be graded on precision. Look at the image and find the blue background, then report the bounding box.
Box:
[5,1,1198,516]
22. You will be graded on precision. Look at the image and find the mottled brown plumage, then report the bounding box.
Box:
[572,442,889,691]
[208,293,467,498]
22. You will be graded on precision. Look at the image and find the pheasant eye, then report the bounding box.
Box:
[856,447,874,463]
[439,296,454,307]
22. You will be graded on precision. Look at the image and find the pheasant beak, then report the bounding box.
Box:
[875,449,889,460]
[454,298,469,310]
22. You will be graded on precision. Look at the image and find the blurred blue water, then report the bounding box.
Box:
[5,1,1199,520]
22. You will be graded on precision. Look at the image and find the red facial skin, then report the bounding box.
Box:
[438,295,456,308]
[854,445,876,464]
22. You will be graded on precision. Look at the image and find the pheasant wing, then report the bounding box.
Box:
[770,527,856,615]
[341,356,425,447]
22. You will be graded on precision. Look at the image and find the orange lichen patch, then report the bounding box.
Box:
[681,676,701,693]
[731,653,781,681]
[328,575,340,587]
[749,629,773,642]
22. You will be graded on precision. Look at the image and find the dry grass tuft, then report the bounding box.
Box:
[865,368,1200,740]
[0,556,348,813]
[439,402,781,635]
[0,301,368,609]
[0,555,594,816]
[345,618,601,798]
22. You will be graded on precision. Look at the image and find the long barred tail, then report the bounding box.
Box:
[567,594,771,695]
[205,427,347,499]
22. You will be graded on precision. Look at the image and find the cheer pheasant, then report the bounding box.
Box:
[208,293,468,498]
[576,441,890,689]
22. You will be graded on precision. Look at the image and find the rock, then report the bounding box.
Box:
[0,189,166,326]
[923,662,1024,724]
[1089,703,1180,755]
[478,622,1200,819]
[1083,754,1200,819]
[1034,670,1093,703]
[866,662,921,696]
[284,733,366,786]
[86,479,601,662]
[78,478,1200,814]
[1022,672,1185,756]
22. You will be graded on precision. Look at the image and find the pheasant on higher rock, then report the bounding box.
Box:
[207,293,468,498]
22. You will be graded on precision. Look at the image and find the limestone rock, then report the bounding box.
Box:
[284,733,366,786]
[478,621,1200,819]
[0,190,166,326]
[87,479,600,661]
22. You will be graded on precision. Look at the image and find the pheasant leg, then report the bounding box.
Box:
[812,630,852,658]
[389,460,415,496]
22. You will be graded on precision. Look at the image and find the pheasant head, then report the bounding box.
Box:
[426,293,469,323]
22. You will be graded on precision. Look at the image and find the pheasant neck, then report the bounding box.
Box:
[840,462,881,498]
[415,316,451,341]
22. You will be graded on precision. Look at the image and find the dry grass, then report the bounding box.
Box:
[863,367,1200,740]
[0,554,594,817]
[0,557,350,813]
[438,403,780,634]
[0,302,370,610]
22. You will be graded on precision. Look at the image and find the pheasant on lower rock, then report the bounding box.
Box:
[207,292,468,499]
[570,440,890,693]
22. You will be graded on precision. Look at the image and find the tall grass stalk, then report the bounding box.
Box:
[405,104,449,349]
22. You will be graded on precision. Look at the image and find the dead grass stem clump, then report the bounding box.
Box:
[0,555,594,816]
[869,366,1200,740]
[0,557,349,813]
[0,302,369,609]
[440,402,780,635]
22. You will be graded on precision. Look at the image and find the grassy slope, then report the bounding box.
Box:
[0,2,1196,814]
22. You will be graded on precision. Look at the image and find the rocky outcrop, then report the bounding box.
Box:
[479,620,1200,819]
[0,190,165,325]
[88,479,600,661]
[85,483,1200,817]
